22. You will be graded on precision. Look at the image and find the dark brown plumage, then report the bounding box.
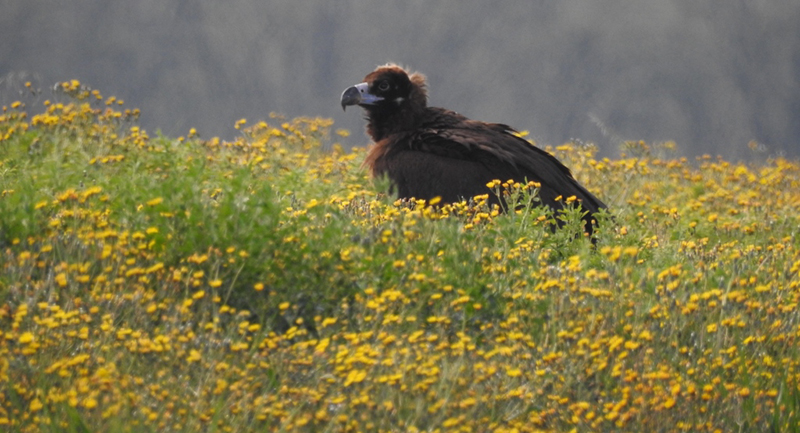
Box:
[341,64,607,234]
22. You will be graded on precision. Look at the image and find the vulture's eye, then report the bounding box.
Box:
[377,81,391,92]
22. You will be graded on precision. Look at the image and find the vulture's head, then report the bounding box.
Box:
[341,64,428,138]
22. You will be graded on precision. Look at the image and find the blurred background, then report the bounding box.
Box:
[2,0,798,159]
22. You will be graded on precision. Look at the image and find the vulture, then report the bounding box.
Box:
[340,64,607,234]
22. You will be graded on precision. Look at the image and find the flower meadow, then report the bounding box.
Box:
[1,81,800,432]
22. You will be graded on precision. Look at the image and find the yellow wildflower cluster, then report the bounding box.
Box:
[1,84,800,432]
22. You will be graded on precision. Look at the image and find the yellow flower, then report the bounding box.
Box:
[82,397,98,409]
[344,369,367,386]
[314,338,330,354]
[458,397,477,408]
[442,418,460,428]
[187,349,202,363]
[29,398,43,412]
[506,367,522,378]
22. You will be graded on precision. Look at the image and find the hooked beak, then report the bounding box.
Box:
[340,82,383,111]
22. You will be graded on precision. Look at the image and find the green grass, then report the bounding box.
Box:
[1,81,800,432]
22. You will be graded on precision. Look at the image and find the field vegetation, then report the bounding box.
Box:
[1,81,800,432]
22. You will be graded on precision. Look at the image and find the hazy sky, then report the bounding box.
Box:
[2,0,798,159]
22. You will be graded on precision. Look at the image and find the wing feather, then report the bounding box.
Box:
[395,108,606,214]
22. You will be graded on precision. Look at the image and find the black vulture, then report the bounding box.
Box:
[341,64,606,234]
